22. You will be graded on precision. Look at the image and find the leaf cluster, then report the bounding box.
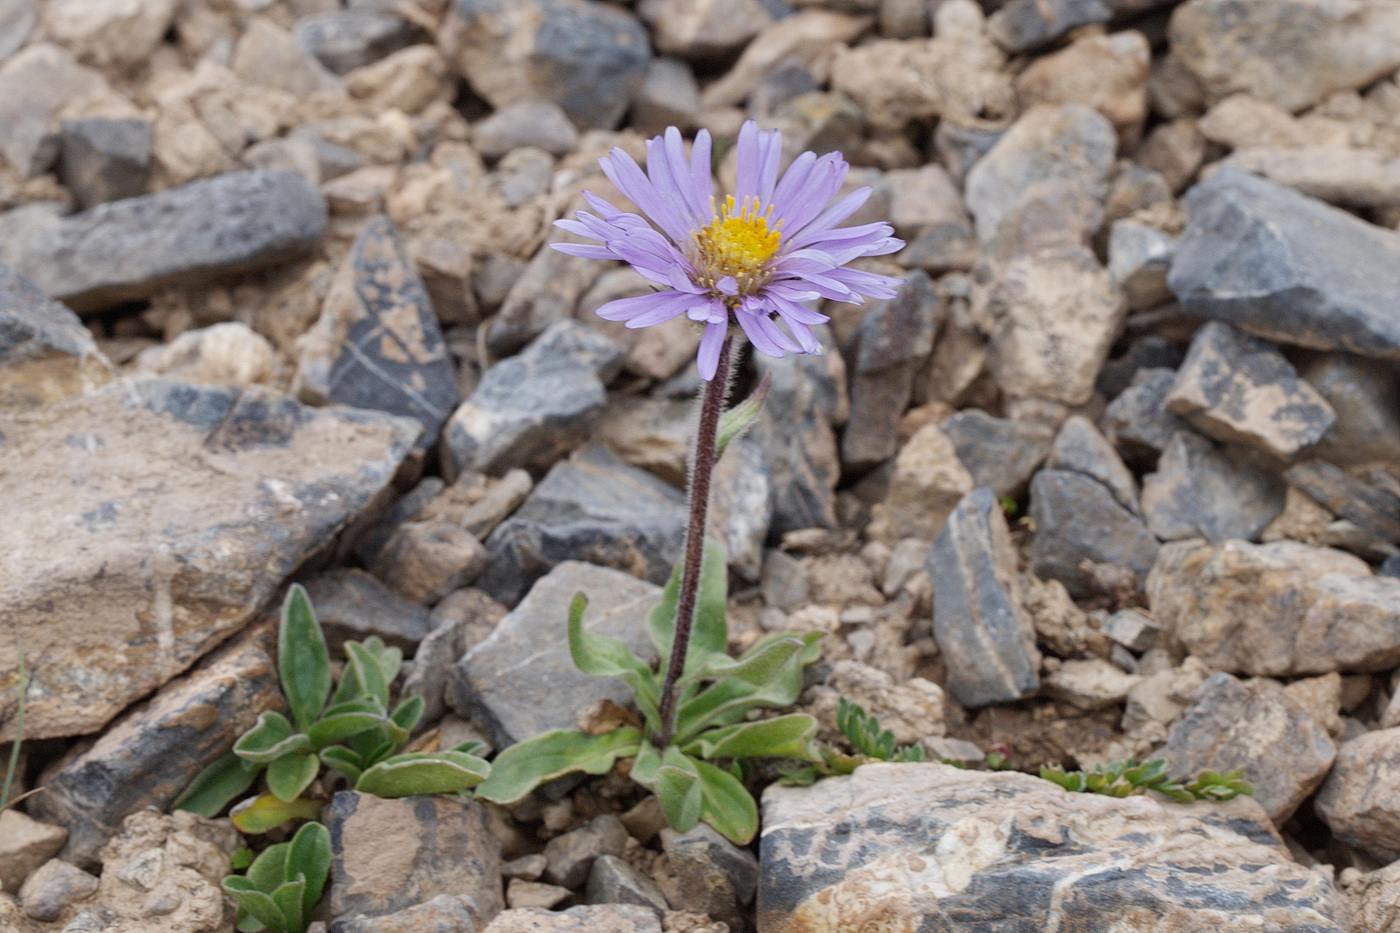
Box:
[174,585,489,833]
[222,822,330,933]
[1039,758,1253,802]
[778,698,925,786]
[476,538,822,844]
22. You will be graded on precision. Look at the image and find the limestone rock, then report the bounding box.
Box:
[370,519,487,605]
[18,859,98,922]
[1307,354,1400,469]
[701,10,871,110]
[867,422,973,545]
[42,0,176,75]
[641,0,773,61]
[1046,415,1140,515]
[331,895,487,933]
[1029,470,1159,598]
[0,0,35,63]
[1225,146,1400,210]
[1015,31,1150,147]
[482,905,661,933]
[232,16,343,96]
[1101,366,1191,457]
[630,57,701,137]
[987,0,1110,53]
[1316,726,1400,863]
[543,815,627,889]
[1142,431,1286,542]
[0,380,418,741]
[807,660,945,744]
[0,261,109,410]
[940,410,1054,499]
[134,322,279,388]
[0,811,67,895]
[296,10,418,75]
[58,117,151,210]
[0,43,107,178]
[474,99,579,159]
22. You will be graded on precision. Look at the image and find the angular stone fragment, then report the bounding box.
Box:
[328,792,502,924]
[1042,658,1139,711]
[482,905,660,933]
[659,823,758,933]
[0,170,327,313]
[58,118,151,210]
[443,320,624,479]
[1142,431,1286,543]
[0,43,107,178]
[1147,538,1400,676]
[0,380,418,741]
[1029,470,1159,598]
[478,444,685,605]
[543,815,627,889]
[630,56,701,137]
[296,10,418,75]
[0,811,67,895]
[867,422,973,545]
[295,217,458,450]
[90,809,235,933]
[1167,166,1400,360]
[706,437,772,582]
[928,488,1040,708]
[940,410,1054,499]
[1286,459,1400,546]
[1046,415,1140,515]
[1165,321,1335,458]
[301,568,433,653]
[701,10,871,110]
[331,894,487,933]
[449,561,661,747]
[1307,354,1400,469]
[586,856,668,916]
[987,0,1110,53]
[1164,672,1335,825]
[1108,219,1176,311]
[28,627,280,864]
[1225,146,1400,210]
[233,16,341,95]
[18,860,97,922]
[473,99,579,159]
[758,763,1347,933]
[1101,366,1191,457]
[370,520,487,605]
[1316,726,1400,863]
[642,0,772,61]
[0,261,109,409]
[1015,31,1150,146]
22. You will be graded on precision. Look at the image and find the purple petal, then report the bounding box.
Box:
[771,153,847,234]
[600,147,690,244]
[551,242,619,260]
[735,120,781,207]
[782,187,873,252]
[697,321,728,380]
[737,300,799,357]
[689,129,714,215]
[825,265,904,300]
[595,289,692,323]
[767,292,830,325]
[687,297,725,324]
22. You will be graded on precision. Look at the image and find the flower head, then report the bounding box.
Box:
[552,121,905,380]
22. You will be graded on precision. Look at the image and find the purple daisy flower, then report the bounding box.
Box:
[552,121,905,380]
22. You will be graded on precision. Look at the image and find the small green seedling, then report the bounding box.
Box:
[222,821,331,933]
[1039,758,1253,802]
[779,698,925,786]
[174,585,490,832]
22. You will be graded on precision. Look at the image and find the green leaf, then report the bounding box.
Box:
[693,757,759,844]
[647,539,729,676]
[223,878,289,933]
[630,742,661,791]
[390,696,425,733]
[656,747,702,834]
[306,711,385,750]
[173,752,262,817]
[475,728,642,805]
[355,751,491,798]
[279,585,331,734]
[567,593,661,730]
[245,840,290,892]
[363,637,403,685]
[266,752,320,803]
[683,714,820,763]
[319,746,364,784]
[230,847,256,871]
[777,765,821,786]
[674,635,816,740]
[285,822,331,919]
[234,713,311,765]
[230,794,324,835]
[342,642,390,708]
[714,371,770,458]
[271,878,305,933]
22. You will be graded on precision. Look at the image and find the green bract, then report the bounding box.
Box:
[476,538,823,844]
[173,585,490,833]
[1039,758,1254,802]
[778,698,926,787]
[222,822,331,933]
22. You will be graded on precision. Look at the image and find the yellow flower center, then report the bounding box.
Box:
[692,196,782,297]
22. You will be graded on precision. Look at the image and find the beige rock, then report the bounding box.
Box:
[0,811,67,895]
[42,0,176,75]
[866,422,973,544]
[644,0,774,60]
[507,879,569,909]
[134,322,280,386]
[233,17,342,96]
[18,859,98,922]
[0,263,111,410]
[595,395,693,488]
[483,905,661,933]
[1339,860,1400,933]
[150,100,238,188]
[370,519,487,605]
[883,163,970,239]
[1122,658,1209,734]
[701,10,871,109]
[1261,485,1336,546]
[1223,145,1400,209]
[1044,658,1140,712]
[345,44,453,116]
[1284,672,1345,738]
[1136,118,1205,194]
[624,314,702,382]
[808,660,946,745]
[1198,94,1313,149]
[1021,574,1106,659]
[1316,726,1400,863]
[1015,31,1151,148]
[418,469,533,541]
[0,43,108,178]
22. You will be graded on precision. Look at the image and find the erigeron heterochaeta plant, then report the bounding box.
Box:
[474,121,905,844]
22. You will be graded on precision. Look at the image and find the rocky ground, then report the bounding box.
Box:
[2,0,1400,930]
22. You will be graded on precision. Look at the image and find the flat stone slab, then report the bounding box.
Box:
[0,169,326,313]
[0,378,420,740]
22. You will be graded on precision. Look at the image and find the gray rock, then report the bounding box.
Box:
[1286,459,1400,546]
[642,0,773,60]
[448,561,661,747]
[940,410,1054,499]
[1167,165,1400,361]
[1046,415,1140,515]
[630,57,701,137]
[369,520,487,606]
[57,118,151,210]
[1165,321,1336,459]
[1382,554,1400,579]
[351,477,445,565]
[330,895,487,933]
[0,43,106,178]
[1308,354,1400,469]
[928,487,1040,708]
[444,0,651,130]
[0,170,327,313]
[758,762,1347,933]
[659,823,758,932]
[443,320,624,479]
[232,17,343,96]
[1029,470,1160,598]
[747,59,819,120]
[402,589,507,724]
[29,628,279,865]
[1164,672,1335,825]
[1103,608,1161,652]
[294,216,457,450]
[761,549,809,613]
[0,811,66,895]
[1097,334,1184,400]
[1108,220,1176,311]
[478,444,685,605]
[1224,146,1400,210]
[1142,431,1286,543]
[0,261,109,410]
[0,379,418,742]
[932,119,1004,186]
[474,99,579,159]
[485,227,604,356]
[585,856,668,916]
[18,860,97,922]
[296,10,418,75]
[493,146,554,208]
[543,815,628,889]
[986,0,1110,53]
[707,436,772,582]
[301,568,433,653]
[0,0,35,63]
[327,792,503,923]
[1316,726,1400,863]
[842,270,941,470]
[1101,366,1191,457]
[481,905,661,933]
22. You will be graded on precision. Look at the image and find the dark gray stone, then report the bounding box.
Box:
[474,99,579,159]
[928,487,1040,708]
[1308,354,1400,469]
[329,895,485,933]
[295,216,457,449]
[758,763,1348,933]
[708,436,772,582]
[1101,366,1192,458]
[1286,459,1400,545]
[544,815,628,889]
[1168,165,1400,361]
[842,270,940,470]
[1382,554,1400,579]
[477,443,685,605]
[1103,608,1161,652]
[1166,321,1336,459]
[1142,431,1286,543]
[932,120,1005,186]
[448,560,660,747]
[300,568,433,653]
[1107,219,1176,311]
[296,10,418,74]
[29,628,280,865]
[986,0,1111,53]
[1096,334,1184,400]
[659,823,758,933]
[1029,470,1160,598]
[586,855,668,916]
[18,860,98,922]
[485,229,603,356]
[1046,415,1140,515]
[327,792,503,923]
[0,260,108,409]
[351,477,446,565]
[940,410,1054,499]
[0,170,326,313]
[1165,672,1335,826]
[443,320,624,479]
[57,118,151,210]
[748,59,819,121]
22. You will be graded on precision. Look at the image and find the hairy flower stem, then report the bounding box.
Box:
[655,335,734,747]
